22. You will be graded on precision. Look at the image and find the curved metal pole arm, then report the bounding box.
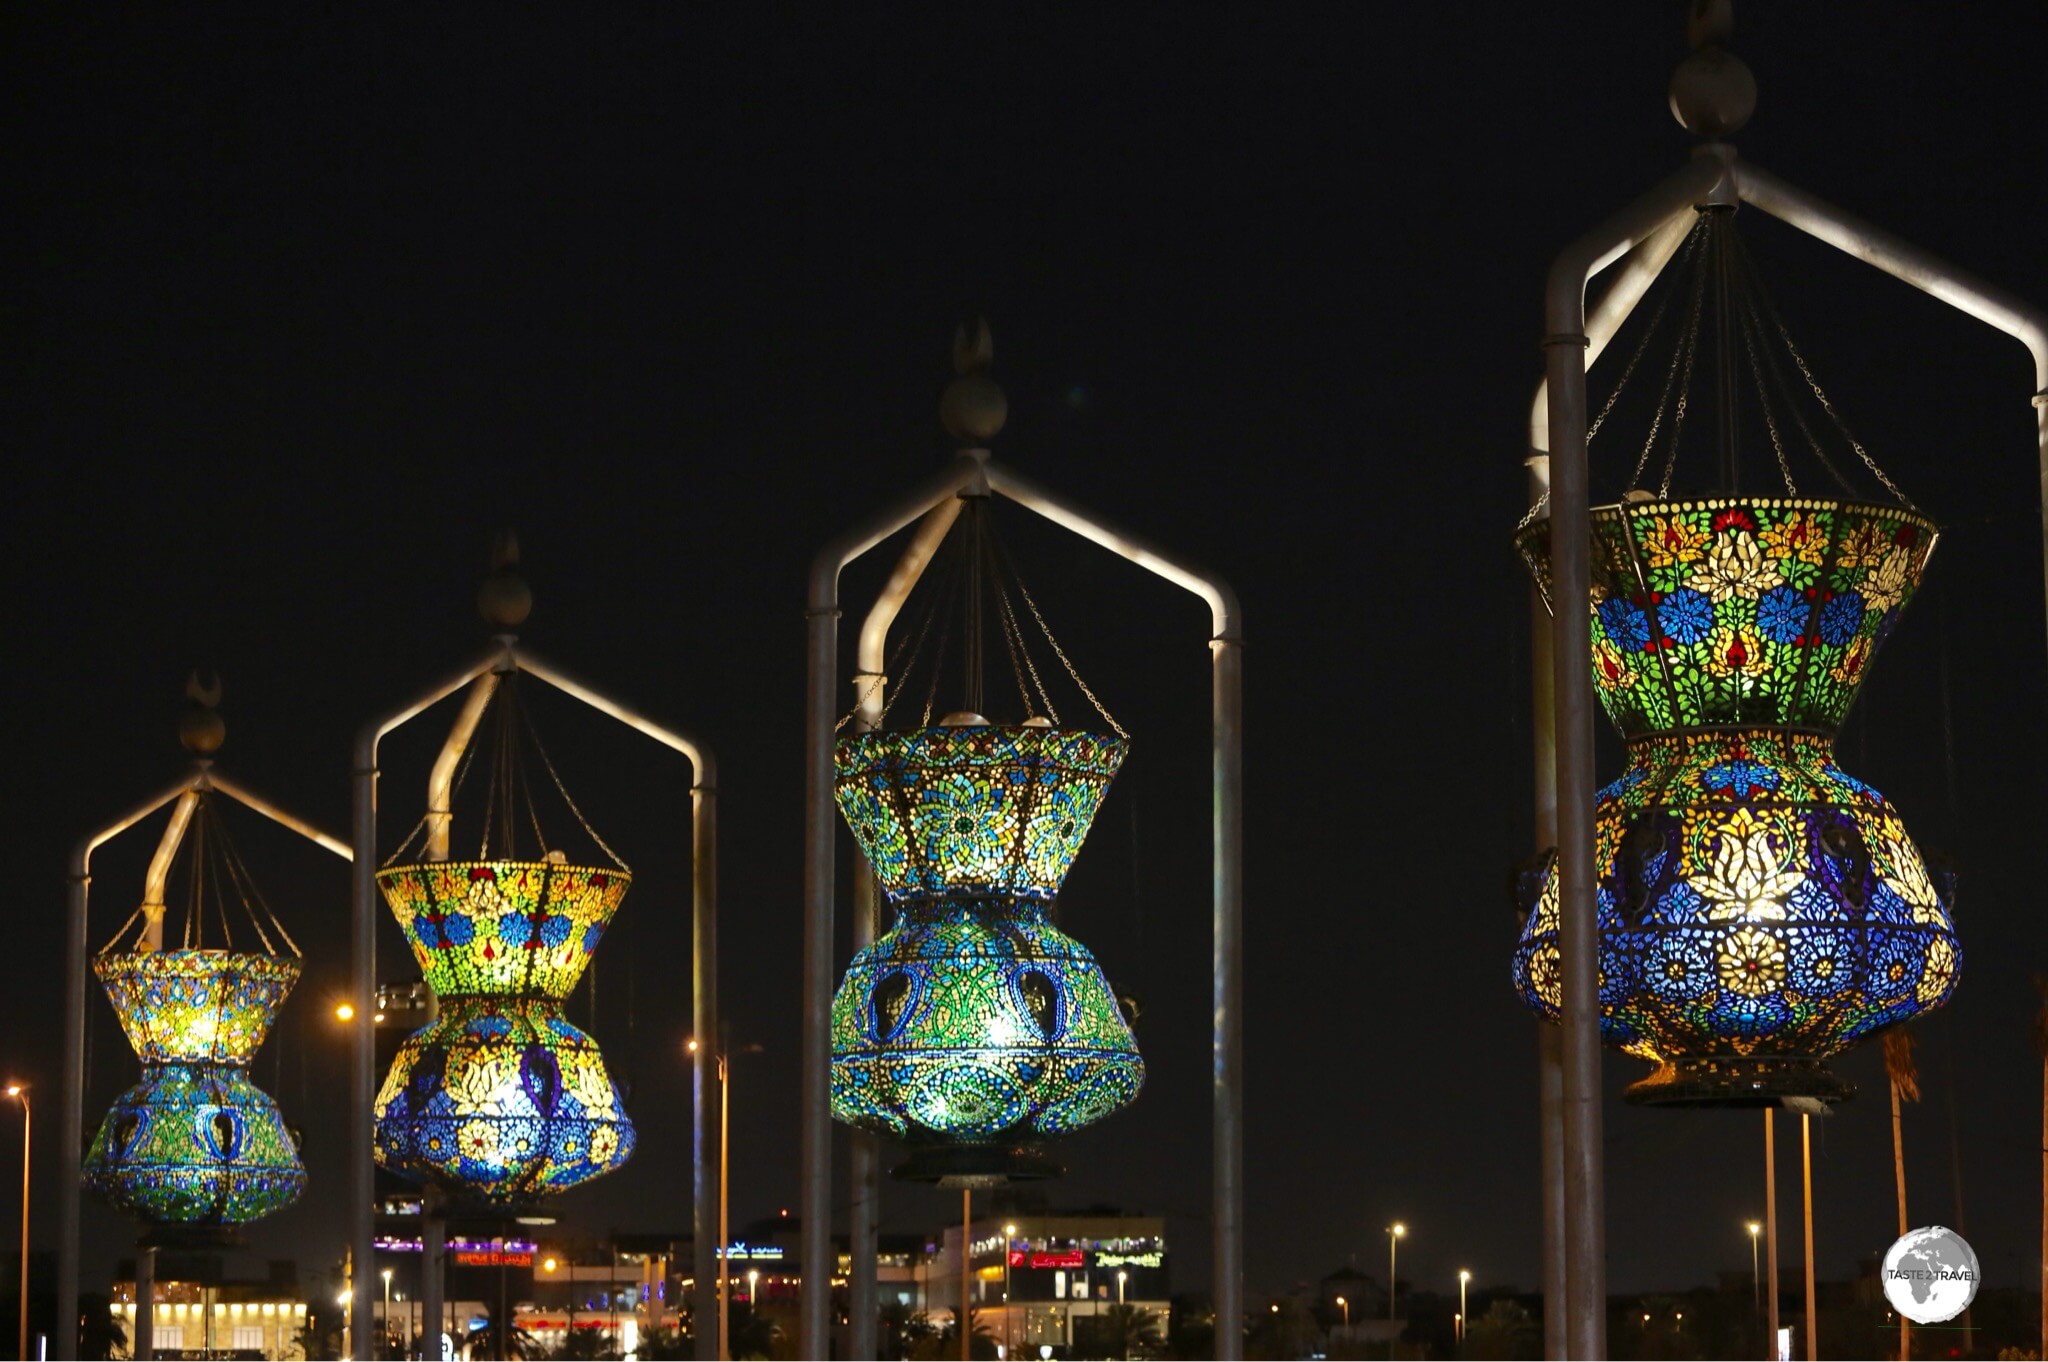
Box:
[513,649,715,789]
[809,452,990,613]
[1734,160,2048,386]
[984,461,1241,640]
[207,772,354,861]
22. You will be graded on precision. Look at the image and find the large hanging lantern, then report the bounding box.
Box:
[1514,495,1959,1103]
[826,488,1145,1184]
[831,723,1143,1181]
[371,673,638,1209]
[83,794,307,1233]
[372,860,635,1201]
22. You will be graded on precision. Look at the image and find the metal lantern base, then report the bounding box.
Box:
[891,1144,1062,1187]
[1625,1056,1855,1108]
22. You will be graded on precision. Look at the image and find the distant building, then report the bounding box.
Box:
[923,1208,1169,1357]
[110,1258,307,1360]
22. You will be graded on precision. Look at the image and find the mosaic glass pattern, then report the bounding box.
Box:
[374,860,635,1204]
[830,725,1143,1167]
[85,950,305,1225]
[372,997,634,1202]
[1513,498,1959,1104]
[836,726,1126,901]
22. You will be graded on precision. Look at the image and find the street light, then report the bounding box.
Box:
[7,1083,27,1362]
[1117,1270,1126,1305]
[690,1035,760,1361]
[746,1269,758,1305]
[1746,1222,1762,1312]
[1336,1296,1349,1328]
[381,1268,393,1358]
[335,1003,355,1023]
[1458,1270,1470,1342]
[1003,1224,1018,1360]
[1386,1224,1406,1323]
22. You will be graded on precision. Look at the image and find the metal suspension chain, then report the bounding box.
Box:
[1010,574,1128,739]
[517,682,632,872]
[1518,218,1711,529]
[1731,229,1918,509]
[1656,232,1715,499]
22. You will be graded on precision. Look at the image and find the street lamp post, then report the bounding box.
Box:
[381,1268,393,1359]
[1747,1222,1762,1315]
[1003,1224,1017,1360]
[1117,1271,1126,1306]
[1336,1296,1348,1329]
[1386,1225,1405,1323]
[690,1035,758,1362]
[7,1084,27,1362]
[1459,1271,1470,1343]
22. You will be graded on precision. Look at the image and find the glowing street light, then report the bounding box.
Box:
[1335,1295,1349,1328]
[1459,1270,1471,1342]
[1003,1224,1018,1359]
[1746,1222,1763,1312]
[334,1003,355,1022]
[1386,1224,1406,1322]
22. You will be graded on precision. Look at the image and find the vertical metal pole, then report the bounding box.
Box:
[718,1054,730,1362]
[17,1093,29,1362]
[350,735,380,1361]
[693,784,721,1362]
[135,1244,154,1362]
[422,1212,445,1362]
[56,873,86,1362]
[1528,451,1568,1362]
[1211,632,1244,1362]
[1765,1111,1779,1360]
[1800,1114,1816,1362]
[847,705,883,1361]
[959,1190,971,1362]
[1543,320,1607,1362]
[1890,1079,1908,1361]
[799,602,839,1360]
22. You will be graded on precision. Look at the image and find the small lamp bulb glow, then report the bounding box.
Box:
[334,1003,355,1022]
[1392,1223,1406,1237]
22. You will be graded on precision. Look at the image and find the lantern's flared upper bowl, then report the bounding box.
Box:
[835,725,1127,902]
[95,950,300,1066]
[1517,497,1937,738]
[378,860,631,1000]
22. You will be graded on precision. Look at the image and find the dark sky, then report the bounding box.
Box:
[6,1,2046,1314]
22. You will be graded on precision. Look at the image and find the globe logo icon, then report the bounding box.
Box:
[1881,1225,1980,1324]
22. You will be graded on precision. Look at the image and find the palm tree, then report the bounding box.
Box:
[1882,1027,1920,1361]
[1099,1303,1165,1360]
[728,1302,783,1361]
[634,1323,692,1360]
[909,1308,996,1361]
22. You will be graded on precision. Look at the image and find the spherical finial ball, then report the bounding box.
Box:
[478,571,533,628]
[941,373,1008,444]
[1669,48,1756,138]
[180,705,225,756]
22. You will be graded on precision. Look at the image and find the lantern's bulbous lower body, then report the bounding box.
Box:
[1513,729,1958,1105]
[84,1062,305,1228]
[373,996,634,1207]
[831,897,1143,1182]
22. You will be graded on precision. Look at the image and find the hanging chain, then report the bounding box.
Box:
[1012,575,1128,738]
[1520,219,1709,528]
[1736,286,1798,495]
[1732,231,1918,509]
[996,579,1060,723]
[518,687,632,872]
[1656,240,1714,499]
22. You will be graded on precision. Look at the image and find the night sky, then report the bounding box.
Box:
[7,1,2046,1318]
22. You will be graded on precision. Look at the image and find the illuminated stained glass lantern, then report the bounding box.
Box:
[1511,211,1960,1105]
[372,675,636,1208]
[83,795,307,1235]
[828,497,1144,1183]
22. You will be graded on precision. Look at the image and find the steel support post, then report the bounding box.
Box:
[135,1243,154,1361]
[1543,149,1732,1361]
[422,1212,445,1362]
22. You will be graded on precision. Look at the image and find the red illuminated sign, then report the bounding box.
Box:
[454,1251,533,1267]
[1010,1250,1084,1269]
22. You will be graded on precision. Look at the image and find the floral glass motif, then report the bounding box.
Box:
[373,861,634,1205]
[1513,497,1959,1104]
[83,950,306,1226]
[830,725,1144,1178]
